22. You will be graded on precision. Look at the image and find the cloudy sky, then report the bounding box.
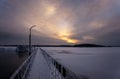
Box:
[0,0,120,46]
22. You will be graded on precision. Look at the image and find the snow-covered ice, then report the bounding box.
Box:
[42,47,120,79]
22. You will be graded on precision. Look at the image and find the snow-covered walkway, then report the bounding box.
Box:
[28,49,51,79]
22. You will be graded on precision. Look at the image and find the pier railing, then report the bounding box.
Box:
[40,48,82,79]
[10,47,87,79]
[9,48,37,79]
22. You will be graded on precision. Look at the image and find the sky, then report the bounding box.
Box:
[0,0,120,46]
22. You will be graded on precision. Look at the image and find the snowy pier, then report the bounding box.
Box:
[9,48,82,79]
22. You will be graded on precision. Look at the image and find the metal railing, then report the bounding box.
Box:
[9,48,37,79]
[40,48,84,79]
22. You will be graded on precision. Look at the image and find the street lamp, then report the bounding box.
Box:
[29,25,36,55]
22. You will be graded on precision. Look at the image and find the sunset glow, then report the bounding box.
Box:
[60,36,79,44]
[57,30,79,44]
[24,2,80,44]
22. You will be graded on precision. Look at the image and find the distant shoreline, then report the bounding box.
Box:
[0,44,119,47]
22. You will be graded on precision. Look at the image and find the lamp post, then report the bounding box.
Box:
[29,25,36,55]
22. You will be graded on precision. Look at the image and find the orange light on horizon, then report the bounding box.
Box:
[57,31,79,44]
[60,36,79,44]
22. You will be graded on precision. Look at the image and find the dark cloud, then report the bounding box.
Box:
[0,0,120,45]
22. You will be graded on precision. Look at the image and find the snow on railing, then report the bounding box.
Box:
[9,48,37,79]
[40,48,83,79]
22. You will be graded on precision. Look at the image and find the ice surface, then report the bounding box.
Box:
[42,47,120,79]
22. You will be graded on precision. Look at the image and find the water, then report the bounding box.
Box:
[0,47,28,79]
[42,47,120,79]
